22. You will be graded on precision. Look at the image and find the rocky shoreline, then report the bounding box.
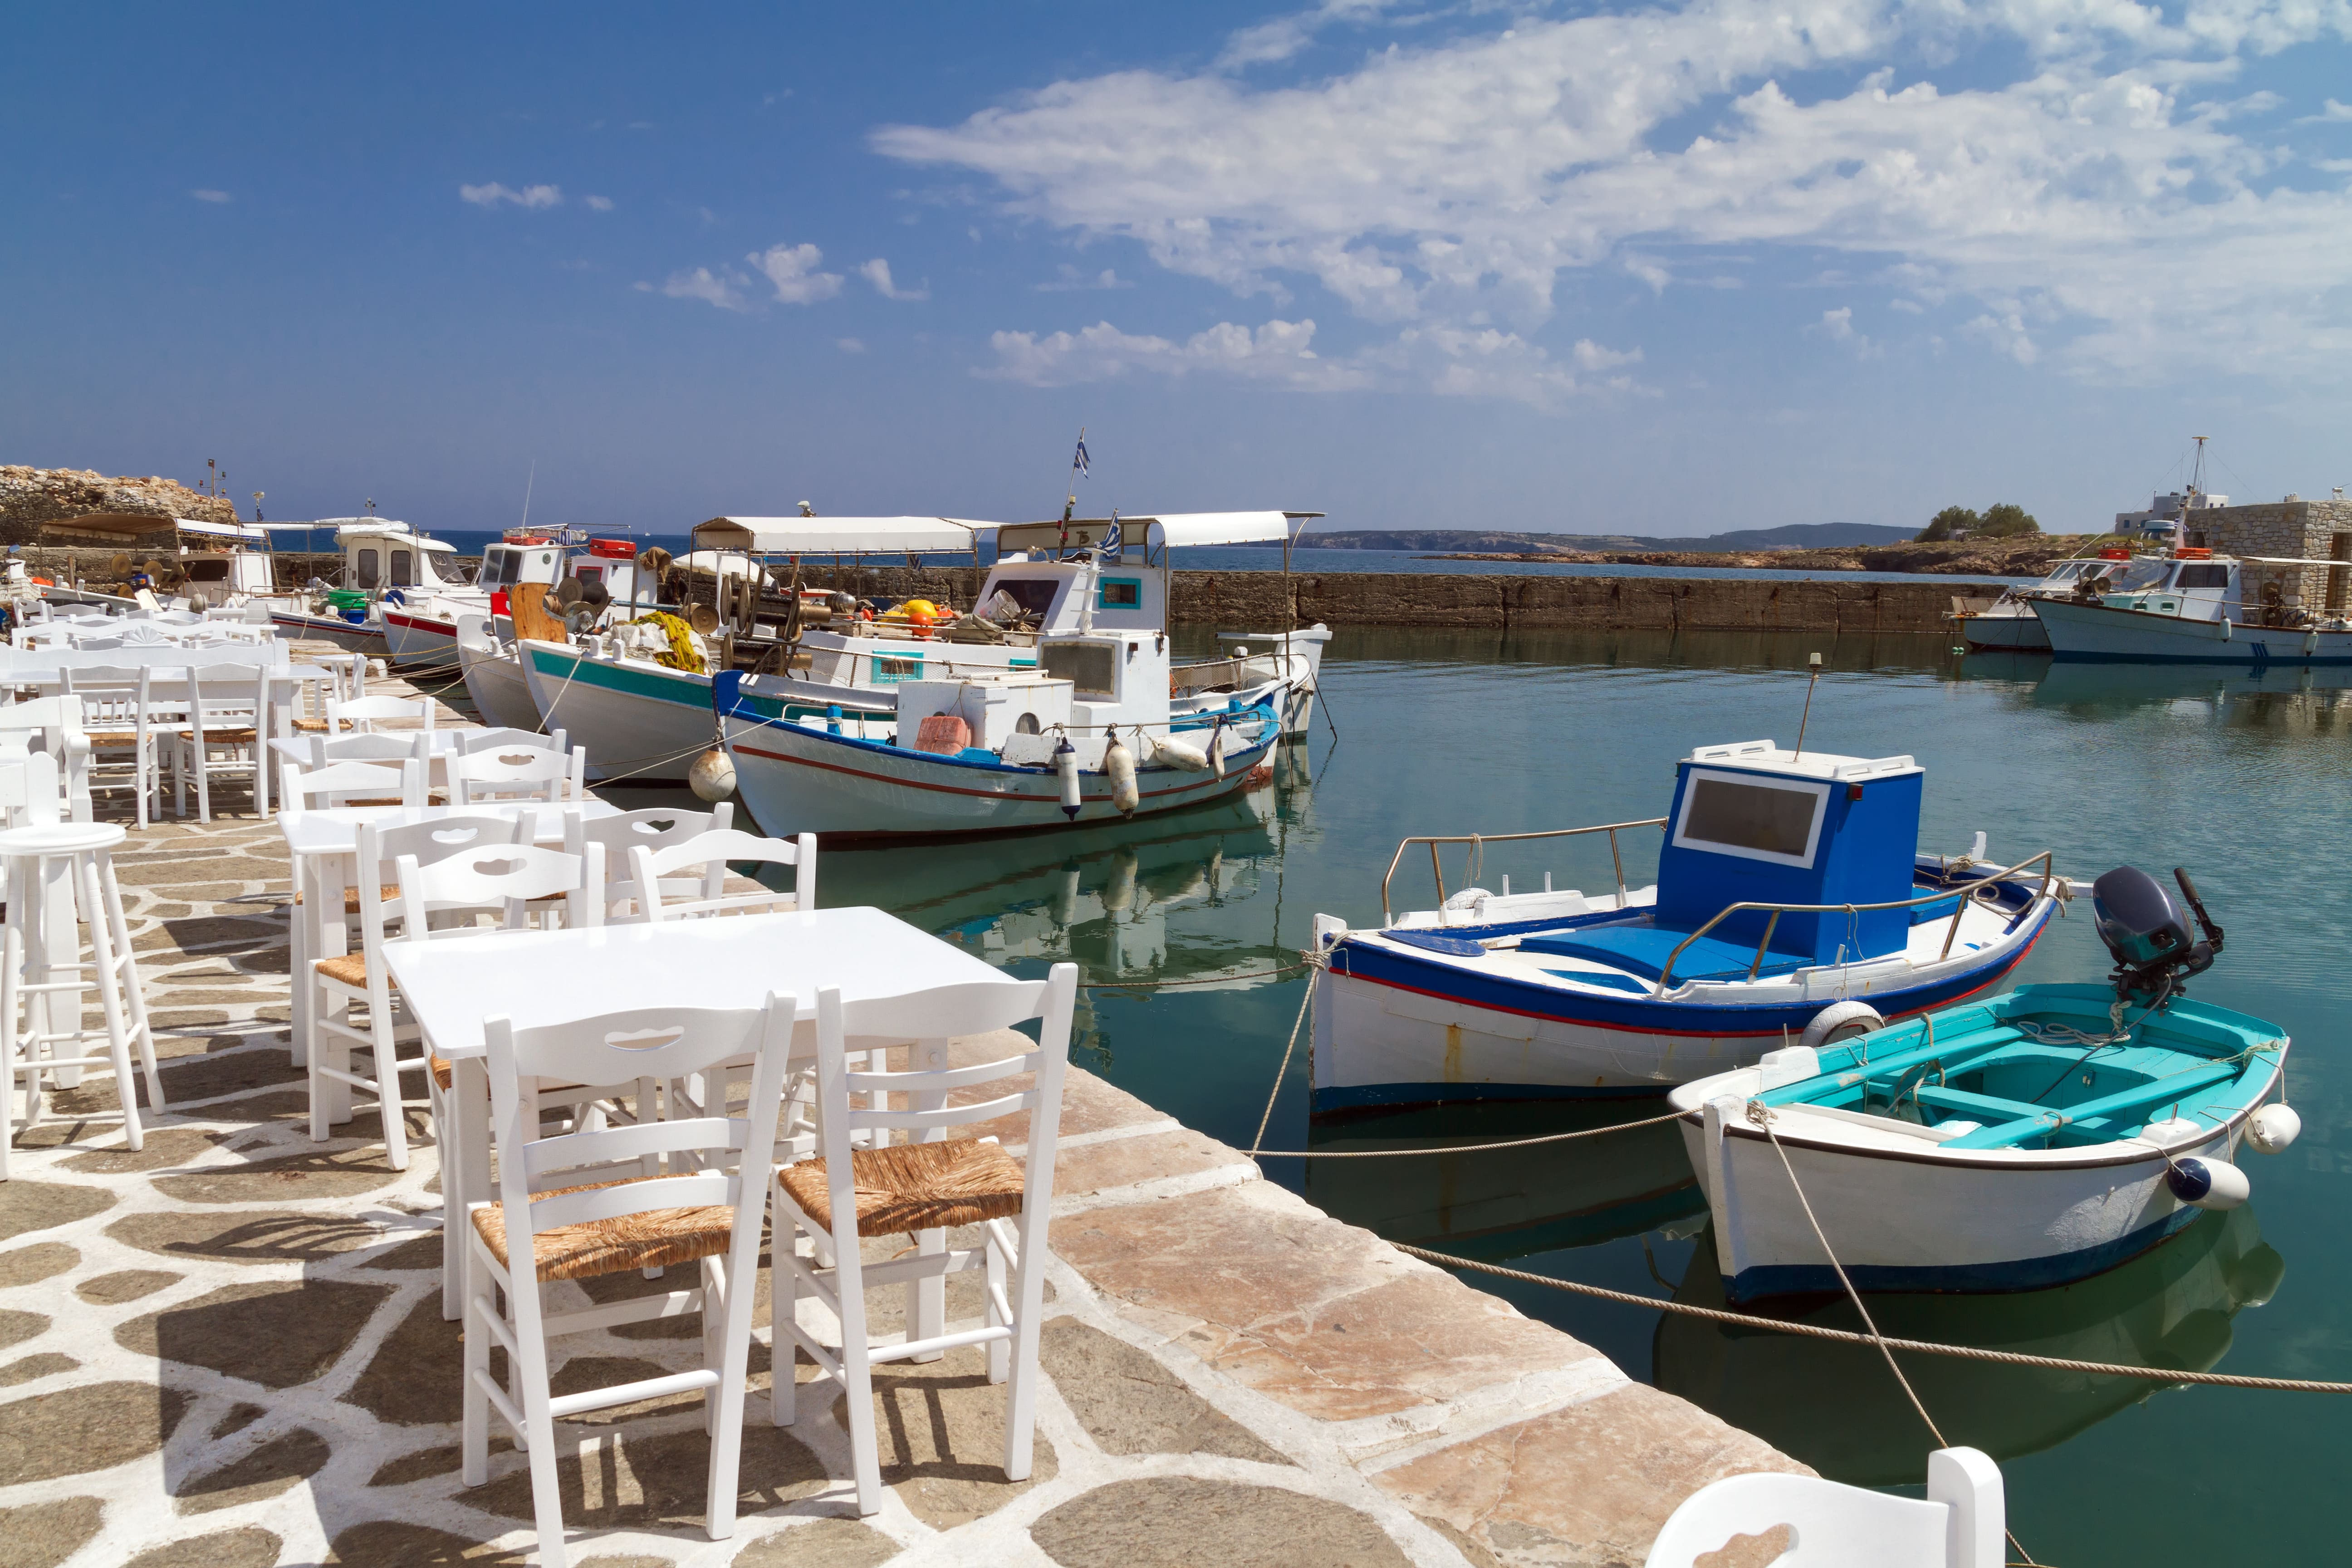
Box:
[0,464,240,544]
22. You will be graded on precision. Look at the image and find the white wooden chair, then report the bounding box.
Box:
[628,828,815,921]
[169,663,272,823]
[326,692,435,735]
[566,804,731,921]
[462,994,794,1568]
[770,965,1078,1515]
[447,744,585,807]
[307,816,545,1169]
[1645,1447,2005,1567]
[305,731,431,769]
[0,698,91,826]
[459,725,568,756]
[279,758,426,811]
[55,668,171,828]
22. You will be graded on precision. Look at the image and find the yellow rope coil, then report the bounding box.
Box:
[629,612,706,674]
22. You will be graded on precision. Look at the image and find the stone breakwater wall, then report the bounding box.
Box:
[798,565,2006,633]
[2190,500,2352,617]
[0,465,239,544]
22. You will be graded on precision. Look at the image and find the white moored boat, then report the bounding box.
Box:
[1309,741,2063,1110]
[2031,547,2352,665]
[1670,866,2298,1301]
[715,620,1281,843]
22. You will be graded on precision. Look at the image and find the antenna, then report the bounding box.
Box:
[1793,651,1824,757]
[519,459,536,532]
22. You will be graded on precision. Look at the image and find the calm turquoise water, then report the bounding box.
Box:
[698,628,2349,1564]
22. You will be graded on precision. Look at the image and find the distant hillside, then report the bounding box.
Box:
[1299,523,1916,552]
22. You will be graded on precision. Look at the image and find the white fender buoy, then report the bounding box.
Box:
[1104,728,1140,816]
[1054,735,1082,819]
[688,746,736,802]
[1152,732,1210,771]
[2167,1156,2250,1211]
[1206,722,1229,779]
[2247,1103,2302,1155]
[1800,1000,1885,1050]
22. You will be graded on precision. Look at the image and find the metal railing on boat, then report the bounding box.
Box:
[1379,817,1669,925]
[1652,850,2059,995]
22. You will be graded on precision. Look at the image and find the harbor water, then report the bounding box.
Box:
[806,627,2348,1568]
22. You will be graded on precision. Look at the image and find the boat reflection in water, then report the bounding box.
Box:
[826,740,1318,1024]
[1303,1101,1702,1260]
[1653,1206,2284,1486]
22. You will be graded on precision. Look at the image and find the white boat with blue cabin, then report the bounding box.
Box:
[1310,741,2063,1110]
[1670,866,2298,1300]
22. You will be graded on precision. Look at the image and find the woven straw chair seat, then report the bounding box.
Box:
[290,718,328,733]
[180,727,260,744]
[430,1054,453,1091]
[292,883,400,911]
[472,1176,735,1283]
[314,953,371,989]
[778,1139,1026,1238]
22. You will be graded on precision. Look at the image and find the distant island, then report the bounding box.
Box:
[1298,522,1918,553]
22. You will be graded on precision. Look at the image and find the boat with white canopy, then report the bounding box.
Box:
[510,509,1329,782]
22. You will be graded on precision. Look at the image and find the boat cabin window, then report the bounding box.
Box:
[1097,576,1143,610]
[183,559,231,583]
[354,548,381,589]
[1673,772,1828,867]
[2175,563,2229,589]
[1040,641,1117,698]
[391,549,414,587]
[985,578,1062,617]
[480,548,516,590]
[2044,562,2086,583]
[572,563,604,587]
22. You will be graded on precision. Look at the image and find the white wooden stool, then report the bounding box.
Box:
[0,822,165,1178]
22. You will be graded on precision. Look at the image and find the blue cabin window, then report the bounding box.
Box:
[1671,769,1829,868]
[1097,577,1143,610]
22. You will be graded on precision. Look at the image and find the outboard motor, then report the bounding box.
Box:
[2091,865,2225,1006]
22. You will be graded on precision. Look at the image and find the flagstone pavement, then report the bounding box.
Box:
[0,690,1801,1567]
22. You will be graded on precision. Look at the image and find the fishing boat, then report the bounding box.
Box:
[2032,547,2352,665]
[1308,740,2063,1110]
[1668,866,2299,1301]
[1948,553,2156,652]
[712,622,1282,842]
[735,511,1331,737]
[522,510,1329,783]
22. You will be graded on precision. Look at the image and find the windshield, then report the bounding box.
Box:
[2078,558,2169,593]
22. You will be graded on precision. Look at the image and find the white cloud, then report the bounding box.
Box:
[1807,305,1882,357]
[658,267,751,311]
[1037,265,1134,292]
[1215,0,1397,70]
[749,243,843,304]
[985,318,1355,388]
[837,337,867,353]
[985,315,1643,404]
[877,0,2352,388]
[460,182,562,209]
[2297,97,2352,122]
[858,258,929,300]
[189,189,230,203]
[585,195,615,211]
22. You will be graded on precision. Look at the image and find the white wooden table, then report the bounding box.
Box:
[383,906,1018,1318]
[279,801,623,1072]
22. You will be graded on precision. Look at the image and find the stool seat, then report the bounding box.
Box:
[0,823,128,856]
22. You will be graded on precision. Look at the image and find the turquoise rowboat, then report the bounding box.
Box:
[1670,981,2295,1300]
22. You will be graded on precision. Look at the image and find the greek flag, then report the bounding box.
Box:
[1073,433,1090,477]
[1100,512,1121,556]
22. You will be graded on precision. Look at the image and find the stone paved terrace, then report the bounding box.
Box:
[0,666,1803,1567]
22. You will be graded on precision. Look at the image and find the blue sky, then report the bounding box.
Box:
[5,2,2349,538]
